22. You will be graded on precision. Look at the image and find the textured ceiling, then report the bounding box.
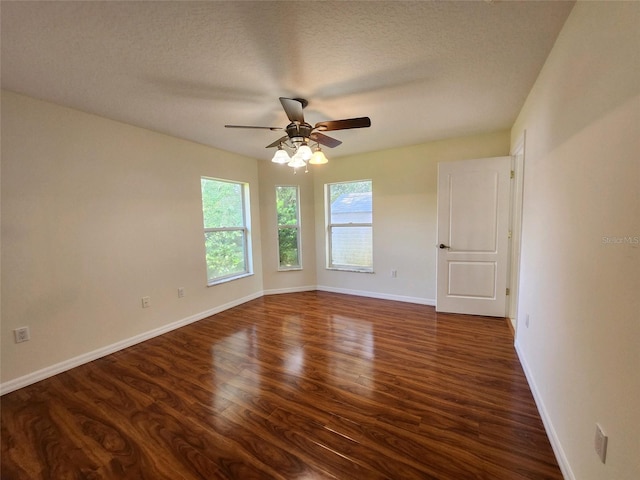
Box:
[1,1,574,160]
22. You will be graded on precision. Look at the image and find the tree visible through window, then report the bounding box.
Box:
[201,177,251,284]
[276,185,301,270]
[327,180,373,271]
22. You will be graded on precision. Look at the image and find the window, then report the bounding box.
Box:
[326,180,373,272]
[200,177,252,285]
[276,185,302,270]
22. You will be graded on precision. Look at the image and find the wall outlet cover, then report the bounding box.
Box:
[14,327,31,343]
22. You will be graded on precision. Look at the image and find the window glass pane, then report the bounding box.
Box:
[329,181,372,224]
[278,228,300,267]
[276,186,298,225]
[204,230,246,281]
[201,179,243,228]
[276,185,301,269]
[330,226,372,267]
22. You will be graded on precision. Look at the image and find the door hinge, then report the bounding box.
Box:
[508,230,512,239]
[506,288,510,296]
[510,170,515,179]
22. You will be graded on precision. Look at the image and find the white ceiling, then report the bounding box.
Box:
[1,1,574,160]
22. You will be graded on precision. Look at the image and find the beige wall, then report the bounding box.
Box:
[258,160,317,292]
[1,91,264,386]
[311,132,510,303]
[511,2,639,479]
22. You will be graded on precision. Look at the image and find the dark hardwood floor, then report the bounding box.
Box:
[1,291,563,479]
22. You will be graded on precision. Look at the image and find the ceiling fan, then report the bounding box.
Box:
[225,97,371,169]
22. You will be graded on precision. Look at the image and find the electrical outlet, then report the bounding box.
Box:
[178,287,185,298]
[391,269,397,278]
[594,424,608,463]
[14,327,31,343]
[141,296,151,308]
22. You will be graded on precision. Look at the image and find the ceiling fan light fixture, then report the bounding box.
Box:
[226,97,371,173]
[271,146,290,164]
[309,146,328,165]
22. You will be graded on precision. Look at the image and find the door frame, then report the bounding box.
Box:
[507,131,526,334]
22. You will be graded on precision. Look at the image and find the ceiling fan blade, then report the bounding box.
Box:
[265,135,289,148]
[225,125,283,131]
[310,132,342,148]
[279,97,305,123]
[314,117,371,132]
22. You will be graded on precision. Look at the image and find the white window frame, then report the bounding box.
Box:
[326,180,373,273]
[201,177,253,286]
[276,185,302,271]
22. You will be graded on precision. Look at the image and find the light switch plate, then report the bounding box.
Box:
[594,423,608,463]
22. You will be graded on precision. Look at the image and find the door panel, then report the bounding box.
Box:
[449,170,499,252]
[436,156,511,317]
[448,261,497,298]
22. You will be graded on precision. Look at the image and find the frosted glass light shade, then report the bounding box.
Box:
[272,148,290,164]
[297,144,312,161]
[288,153,306,168]
[309,149,328,165]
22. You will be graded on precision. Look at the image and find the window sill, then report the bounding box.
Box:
[326,267,374,274]
[207,272,254,287]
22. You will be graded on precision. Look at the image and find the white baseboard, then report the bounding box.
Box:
[316,285,436,306]
[515,340,574,480]
[263,285,317,296]
[0,291,263,396]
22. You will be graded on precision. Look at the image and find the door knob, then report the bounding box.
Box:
[439,243,450,249]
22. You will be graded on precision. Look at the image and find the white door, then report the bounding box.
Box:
[436,156,511,317]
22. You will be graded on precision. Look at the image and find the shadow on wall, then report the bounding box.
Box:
[540,2,640,154]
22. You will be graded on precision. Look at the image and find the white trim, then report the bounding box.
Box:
[507,130,526,331]
[263,286,317,296]
[515,340,574,480]
[317,285,436,306]
[207,271,254,287]
[0,291,262,396]
[325,267,374,274]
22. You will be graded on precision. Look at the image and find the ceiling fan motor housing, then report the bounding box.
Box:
[286,122,313,143]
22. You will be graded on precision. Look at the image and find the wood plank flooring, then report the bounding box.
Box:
[1,291,563,479]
